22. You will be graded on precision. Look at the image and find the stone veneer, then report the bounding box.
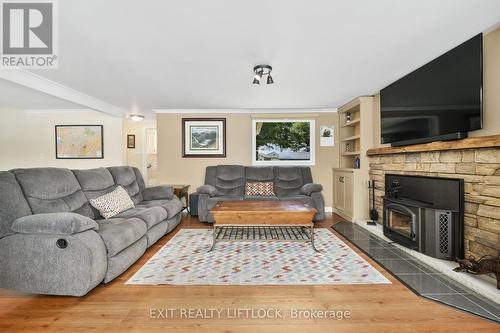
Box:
[368,148,500,259]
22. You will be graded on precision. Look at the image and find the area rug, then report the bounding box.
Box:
[126,229,391,285]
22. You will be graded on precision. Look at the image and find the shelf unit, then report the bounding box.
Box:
[333,96,376,222]
[341,135,360,142]
[339,118,360,127]
[338,99,361,168]
[341,151,361,156]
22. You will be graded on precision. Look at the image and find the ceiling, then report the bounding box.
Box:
[0,79,83,109]
[2,0,500,115]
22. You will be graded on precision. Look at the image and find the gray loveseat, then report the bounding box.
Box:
[0,166,183,296]
[197,165,325,222]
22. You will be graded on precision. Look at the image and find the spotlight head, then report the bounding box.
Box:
[252,76,260,85]
[267,75,274,84]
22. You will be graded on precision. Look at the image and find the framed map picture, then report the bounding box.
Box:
[182,118,226,158]
[55,125,104,159]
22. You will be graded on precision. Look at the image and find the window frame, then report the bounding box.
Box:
[251,119,316,166]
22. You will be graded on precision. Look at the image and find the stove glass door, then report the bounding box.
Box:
[388,209,413,239]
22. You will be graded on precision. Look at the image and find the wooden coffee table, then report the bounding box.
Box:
[209,200,319,252]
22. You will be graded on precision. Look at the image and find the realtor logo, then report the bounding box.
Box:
[1,0,58,68]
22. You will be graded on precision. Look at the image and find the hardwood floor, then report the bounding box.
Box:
[0,213,498,333]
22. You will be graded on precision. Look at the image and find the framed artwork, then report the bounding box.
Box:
[320,125,334,146]
[127,134,136,149]
[182,118,226,158]
[55,125,104,159]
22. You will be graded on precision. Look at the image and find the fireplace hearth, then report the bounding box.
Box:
[383,174,464,260]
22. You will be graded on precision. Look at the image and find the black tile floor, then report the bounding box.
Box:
[332,221,500,323]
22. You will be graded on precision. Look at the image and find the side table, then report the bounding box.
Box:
[167,184,190,210]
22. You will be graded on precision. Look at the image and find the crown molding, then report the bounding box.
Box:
[23,108,95,114]
[153,108,338,114]
[0,69,126,117]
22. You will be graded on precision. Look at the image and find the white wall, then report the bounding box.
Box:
[124,119,157,176]
[0,108,124,170]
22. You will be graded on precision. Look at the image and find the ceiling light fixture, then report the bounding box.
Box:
[252,64,273,85]
[129,114,145,122]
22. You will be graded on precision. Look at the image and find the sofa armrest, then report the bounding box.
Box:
[142,185,174,201]
[197,184,218,197]
[300,183,323,196]
[11,213,98,235]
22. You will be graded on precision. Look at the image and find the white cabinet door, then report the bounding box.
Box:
[333,171,345,211]
[343,172,354,217]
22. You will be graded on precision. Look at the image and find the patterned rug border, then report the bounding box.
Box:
[125,228,391,286]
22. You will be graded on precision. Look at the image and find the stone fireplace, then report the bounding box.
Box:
[367,137,500,260]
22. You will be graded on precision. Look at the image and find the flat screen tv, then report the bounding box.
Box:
[381,34,483,146]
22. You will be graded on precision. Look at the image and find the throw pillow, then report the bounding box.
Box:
[245,182,275,196]
[89,186,134,219]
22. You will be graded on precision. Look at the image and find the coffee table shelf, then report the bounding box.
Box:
[214,226,311,241]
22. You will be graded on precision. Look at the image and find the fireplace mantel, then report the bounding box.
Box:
[367,134,500,156]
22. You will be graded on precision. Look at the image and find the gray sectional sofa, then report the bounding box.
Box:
[197,165,325,222]
[0,166,183,296]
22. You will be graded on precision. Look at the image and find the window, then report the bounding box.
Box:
[252,119,315,166]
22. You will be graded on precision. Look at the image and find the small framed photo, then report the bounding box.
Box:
[55,125,104,159]
[127,134,136,149]
[182,118,226,158]
[320,125,334,147]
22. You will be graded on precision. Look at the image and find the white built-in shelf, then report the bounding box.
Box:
[341,135,360,142]
[341,151,361,156]
[340,119,360,127]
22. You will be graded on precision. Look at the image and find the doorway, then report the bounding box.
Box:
[143,128,158,186]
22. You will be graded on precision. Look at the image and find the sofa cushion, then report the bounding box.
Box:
[12,168,94,218]
[197,184,217,197]
[95,217,147,257]
[72,168,116,196]
[0,172,32,239]
[243,195,279,201]
[204,166,217,187]
[300,183,323,195]
[90,186,135,219]
[12,212,99,235]
[114,206,168,229]
[142,186,174,201]
[245,166,274,182]
[107,167,144,204]
[73,168,117,218]
[273,166,305,197]
[73,168,116,198]
[215,165,245,196]
[138,198,183,218]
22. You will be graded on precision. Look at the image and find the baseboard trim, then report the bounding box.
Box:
[331,208,353,222]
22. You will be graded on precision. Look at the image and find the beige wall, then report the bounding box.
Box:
[0,108,124,170]
[157,112,339,206]
[372,27,500,145]
[471,27,500,137]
